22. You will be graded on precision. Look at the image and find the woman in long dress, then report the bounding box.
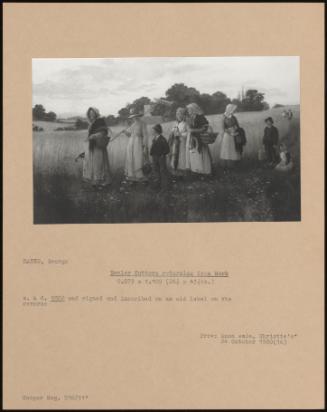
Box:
[81,107,111,189]
[220,103,241,168]
[186,103,212,176]
[168,107,189,176]
[121,108,149,182]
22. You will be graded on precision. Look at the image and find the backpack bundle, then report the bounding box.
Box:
[233,127,247,154]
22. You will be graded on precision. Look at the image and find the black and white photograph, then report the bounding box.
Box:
[32,56,300,224]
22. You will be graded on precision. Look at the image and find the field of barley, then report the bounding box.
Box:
[34,107,300,177]
[33,106,300,224]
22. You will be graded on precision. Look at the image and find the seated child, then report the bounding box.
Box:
[275,143,293,172]
[150,124,170,190]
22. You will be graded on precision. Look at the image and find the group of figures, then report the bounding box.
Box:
[76,103,293,192]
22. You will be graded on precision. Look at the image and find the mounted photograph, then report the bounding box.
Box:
[32,56,300,224]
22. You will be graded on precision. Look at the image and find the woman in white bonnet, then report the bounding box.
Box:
[220,103,241,168]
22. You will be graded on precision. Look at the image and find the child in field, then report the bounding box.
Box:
[282,109,293,120]
[150,124,170,191]
[275,143,293,172]
[262,117,279,165]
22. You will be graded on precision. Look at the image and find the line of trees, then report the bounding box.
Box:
[105,83,269,125]
[32,104,57,122]
[75,118,89,130]
[231,89,269,112]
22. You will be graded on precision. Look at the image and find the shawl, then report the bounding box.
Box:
[86,106,100,121]
[88,117,108,150]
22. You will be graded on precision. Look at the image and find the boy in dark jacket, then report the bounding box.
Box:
[263,117,279,164]
[150,124,170,191]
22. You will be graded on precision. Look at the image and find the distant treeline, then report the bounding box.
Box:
[32,104,57,122]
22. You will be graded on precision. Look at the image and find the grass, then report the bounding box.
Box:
[33,107,301,224]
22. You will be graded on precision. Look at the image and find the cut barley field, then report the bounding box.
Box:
[33,106,300,223]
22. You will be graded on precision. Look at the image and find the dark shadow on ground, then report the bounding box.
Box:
[33,159,301,224]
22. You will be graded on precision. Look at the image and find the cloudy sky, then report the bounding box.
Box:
[32,56,300,117]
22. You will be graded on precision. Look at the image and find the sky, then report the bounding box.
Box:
[32,56,300,118]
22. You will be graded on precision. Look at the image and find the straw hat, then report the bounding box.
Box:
[128,107,143,119]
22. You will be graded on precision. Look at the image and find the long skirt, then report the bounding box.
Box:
[125,136,147,181]
[186,134,212,175]
[83,146,111,186]
[220,132,241,161]
[170,136,188,172]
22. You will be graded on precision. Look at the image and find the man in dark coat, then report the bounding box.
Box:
[150,124,170,191]
[262,117,279,164]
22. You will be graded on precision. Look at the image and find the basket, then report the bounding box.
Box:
[199,132,218,145]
